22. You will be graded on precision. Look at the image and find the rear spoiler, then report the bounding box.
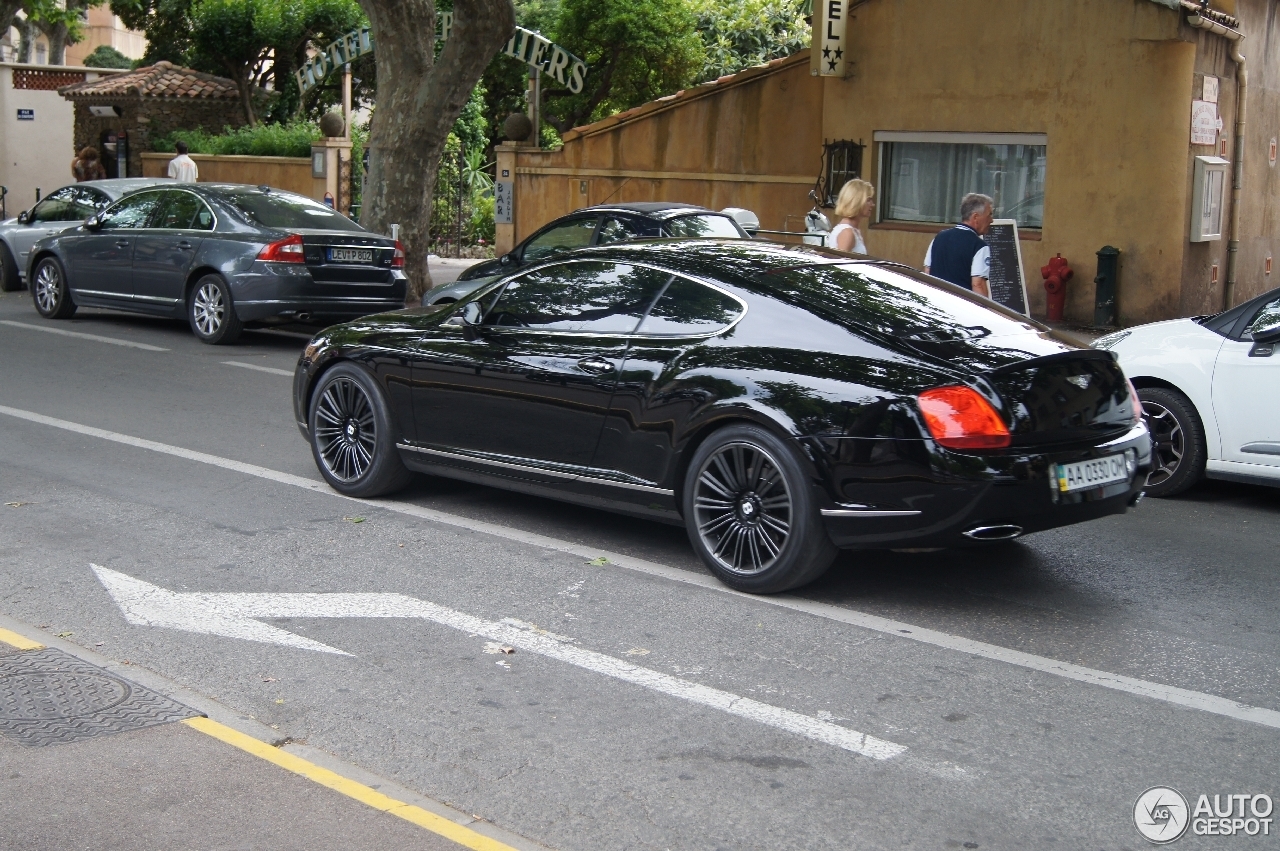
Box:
[986,348,1117,377]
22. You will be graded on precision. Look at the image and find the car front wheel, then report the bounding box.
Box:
[31,257,76,318]
[682,423,837,593]
[188,274,243,344]
[1139,386,1206,497]
[309,362,413,498]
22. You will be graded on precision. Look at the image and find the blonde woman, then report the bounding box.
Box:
[825,178,875,254]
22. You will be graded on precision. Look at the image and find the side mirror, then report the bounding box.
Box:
[446,301,485,336]
[499,253,513,266]
[1251,320,1280,344]
[83,215,102,231]
[17,210,28,224]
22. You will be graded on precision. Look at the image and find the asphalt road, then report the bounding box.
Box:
[1,283,1277,851]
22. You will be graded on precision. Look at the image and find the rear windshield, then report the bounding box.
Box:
[763,263,1041,340]
[666,215,744,238]
[225,191,364,232]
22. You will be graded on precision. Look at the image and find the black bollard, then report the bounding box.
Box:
[1094,246,1120,327]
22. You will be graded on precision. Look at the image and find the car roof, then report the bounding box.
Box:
[578,202,719,220]
[77,178,168,198]
[560,238,843,281]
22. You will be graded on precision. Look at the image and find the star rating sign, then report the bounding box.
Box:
[827,59,837,71]
[822,47,831,59]
[833,47,843,60]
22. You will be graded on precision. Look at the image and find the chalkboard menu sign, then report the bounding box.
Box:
[985,219,1029,316]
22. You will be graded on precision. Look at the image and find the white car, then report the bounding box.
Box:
[1094,287,1280,496]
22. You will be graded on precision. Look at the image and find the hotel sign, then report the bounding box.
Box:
[814,0,847,77]
[297,17,587,95]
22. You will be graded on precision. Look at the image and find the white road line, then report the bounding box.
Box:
[92,565,905,760]
[222,361,294,377]
[2,402,1279,732]
[0,319,169,351]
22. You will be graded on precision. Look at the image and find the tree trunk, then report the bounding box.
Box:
[17,16,35,63]
[358,0,515,305]
[37,20,68,65]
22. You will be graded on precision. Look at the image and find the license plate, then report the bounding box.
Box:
[1054,453,1130,493]
[328,248,373,263]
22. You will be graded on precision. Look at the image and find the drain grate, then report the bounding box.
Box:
[0,646,197,747]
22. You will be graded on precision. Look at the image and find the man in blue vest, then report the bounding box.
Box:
[923,193,994,297]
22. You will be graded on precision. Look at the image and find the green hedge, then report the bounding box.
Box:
[152,123,322,158]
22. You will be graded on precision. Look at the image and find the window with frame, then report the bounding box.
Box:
[824,141,864,207]
[877,133,1046,229]
[484,261,671,333]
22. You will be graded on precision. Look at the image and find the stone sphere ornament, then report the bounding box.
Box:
[319,111,346,138]
[503,112,533,142]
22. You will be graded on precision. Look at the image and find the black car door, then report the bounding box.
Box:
[62,190,164,300]
[408,260,670,482]
[132,189,212,308]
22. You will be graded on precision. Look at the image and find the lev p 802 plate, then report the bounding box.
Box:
[0,646,197,747]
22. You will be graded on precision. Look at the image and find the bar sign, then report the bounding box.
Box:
[16,109,34,120]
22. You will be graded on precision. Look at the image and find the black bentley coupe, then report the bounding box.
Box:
[294,240,1151,593]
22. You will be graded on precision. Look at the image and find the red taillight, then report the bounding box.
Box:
[391,240,405,269]
[258,233,305,263]
[917,385,1011,451]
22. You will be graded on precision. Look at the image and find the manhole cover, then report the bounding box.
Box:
[0,647,197,746]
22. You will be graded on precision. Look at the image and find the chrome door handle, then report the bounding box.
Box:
[115,240,129,247]
[177,241,193,250]
[577,356,616,375]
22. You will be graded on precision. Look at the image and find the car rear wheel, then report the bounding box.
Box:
[188,274,243,345]
[0,243,22,292]
[1139,386,1206,497]
[31,257,75,318]
[309,362,413,498]
[682,424,837,593]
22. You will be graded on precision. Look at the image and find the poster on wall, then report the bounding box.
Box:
[1191,100,1220,146]
[986,219,1030,316]
[494,180,513,225]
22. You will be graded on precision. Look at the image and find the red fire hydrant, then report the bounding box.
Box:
[1041,254,1073,322]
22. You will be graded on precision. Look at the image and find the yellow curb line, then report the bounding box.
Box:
[0,627,44,650]
[0,627,518,850]
[183,717,519,851]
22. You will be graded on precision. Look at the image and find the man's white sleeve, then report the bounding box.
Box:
[923,240,934,268]
[972,245,990,279]
[166,159,176,179]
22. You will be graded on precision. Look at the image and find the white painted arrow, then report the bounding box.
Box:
[91,564,906,760]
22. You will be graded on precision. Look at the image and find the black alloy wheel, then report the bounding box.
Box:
[0,243,21,292]
[683,423,837,593]
[309,362,413,498]
[31,257,76,319]
[1138,386,1206,498]
[188,274,243,345]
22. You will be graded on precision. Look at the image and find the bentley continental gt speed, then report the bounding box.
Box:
[294,240,1151,593]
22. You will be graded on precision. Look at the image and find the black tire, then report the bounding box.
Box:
[30,256,76,319]
[1139,386,1206,498]
[188,274,243,344]
[682,423,837,593]
[309,362,413,498]
[0,242,22,292]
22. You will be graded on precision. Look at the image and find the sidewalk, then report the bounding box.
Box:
[0,623,542,851]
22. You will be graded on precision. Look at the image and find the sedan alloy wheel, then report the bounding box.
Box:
[32,258,75,319]
[307,363,412,497]
[188,275,243,344]
[693,441,793,576]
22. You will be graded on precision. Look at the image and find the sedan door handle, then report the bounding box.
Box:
[115,239,130,247]
[577,356,616,375]
[177,241,193,250]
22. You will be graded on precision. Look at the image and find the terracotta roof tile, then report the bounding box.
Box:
[59,61,243,100]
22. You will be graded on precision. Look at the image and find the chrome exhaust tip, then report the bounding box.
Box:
[962,524,1023,542]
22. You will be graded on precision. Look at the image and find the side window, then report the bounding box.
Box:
[635,276,744,336]
[485,262,671,333]
[664,215,743,238]
[1248,297,1280,336]
[29,188,79,223]
[521,218,598,262]
[596,217,642,245]
[74,187,112,217]
[98,192,164,229]
[153,191,206,229]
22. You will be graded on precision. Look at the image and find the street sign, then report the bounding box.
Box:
[16,109,33,121]
[90,564,905,759]
[986,219,1030,316]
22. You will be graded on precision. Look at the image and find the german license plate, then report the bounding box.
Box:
[1054,453,1130,493]
[328,247,373,263]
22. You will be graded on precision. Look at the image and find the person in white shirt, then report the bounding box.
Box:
[167,140,199,182]
[825,178,875,254]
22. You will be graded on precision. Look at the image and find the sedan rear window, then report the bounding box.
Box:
[226,191,363,232]
[665,215,744,238]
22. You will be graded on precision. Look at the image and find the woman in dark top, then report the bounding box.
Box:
[71,147,107,182]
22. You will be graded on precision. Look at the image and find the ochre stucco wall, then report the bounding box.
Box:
[511,55,823,245]
[832,0,1195,324]
[140,153,326,199]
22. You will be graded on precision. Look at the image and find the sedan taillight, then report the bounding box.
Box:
[392,240,405,269]
[258,233,305,263]
[917,386,1011,451]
